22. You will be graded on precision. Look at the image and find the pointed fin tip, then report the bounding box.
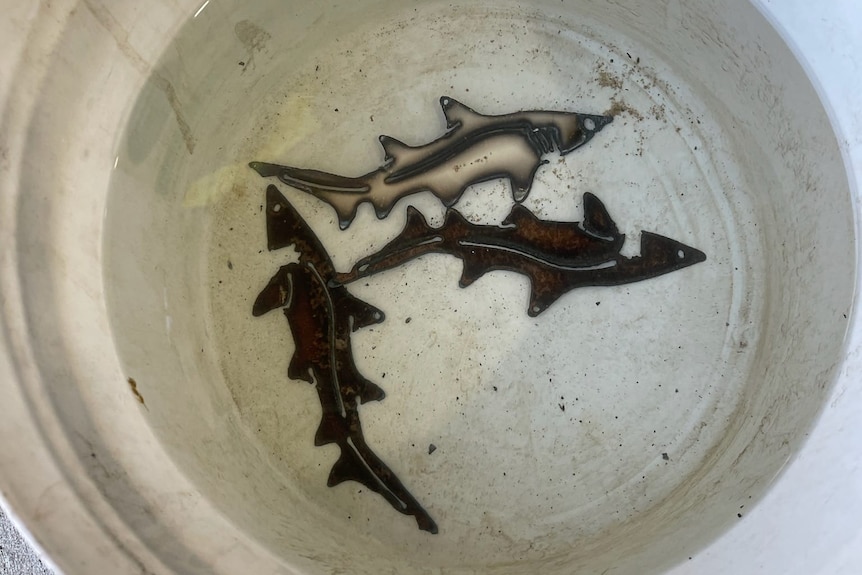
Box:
[581,192,619,239]
[265,184,292,219]
[405,204,427,223]
[379,134,410,158]
[421,521,439,535]
[403,205,436,235]
[327,451,372,487]
[502,203,535,226]
[439,95,456,109]
[287,356,313,384]
[359,381,386,403]
[458,257,485,287]
[439,96,480,127]
[444,208,469,227]
[527,294,551,317]
[512,187,530,203]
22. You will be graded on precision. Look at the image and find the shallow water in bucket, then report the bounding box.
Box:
[102,1,855,573]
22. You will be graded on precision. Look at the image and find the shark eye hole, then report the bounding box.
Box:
[584,117,596,131]
[677,249,685,259]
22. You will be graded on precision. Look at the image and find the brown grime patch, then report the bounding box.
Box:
[605,98,644,121]
[597,70,623,90]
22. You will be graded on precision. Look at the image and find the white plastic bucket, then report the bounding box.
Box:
[1,1,859,574]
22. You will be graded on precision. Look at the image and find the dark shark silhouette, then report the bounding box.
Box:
[335,193,706,316]
[250,97,613,229]
[253,185,438,534]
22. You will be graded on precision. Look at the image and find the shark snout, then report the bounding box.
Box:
[640,231,707,270]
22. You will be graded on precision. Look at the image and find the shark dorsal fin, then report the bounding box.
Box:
[378,134,412,160]
[439,96,484,129]
[402,205,434,236]
[502,204,537,227]
[581,192,619,240]
[443,208,471,228]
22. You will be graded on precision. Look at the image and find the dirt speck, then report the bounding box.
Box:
[428,444,437,455]
[127,377,145,406]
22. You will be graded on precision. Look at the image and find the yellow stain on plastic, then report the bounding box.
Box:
[183,164,245,207]
[183,94,320,207]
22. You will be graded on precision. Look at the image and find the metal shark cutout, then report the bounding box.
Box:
[252,185,438,534]
[250,97,613,229]
[334,193,707,316]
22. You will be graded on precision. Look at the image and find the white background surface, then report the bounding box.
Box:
[667,0,862,574]
[0,1,860,574]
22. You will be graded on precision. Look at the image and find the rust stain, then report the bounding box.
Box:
[127,377,145,406]
[597,69,623,90]
[605,98,644,121]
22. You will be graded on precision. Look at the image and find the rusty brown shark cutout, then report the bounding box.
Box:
[250,97,613,229]
[253,185,438,534]
[335,193,707,316]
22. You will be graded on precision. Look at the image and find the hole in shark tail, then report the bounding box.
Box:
[584,117,596,131]
[677,249,685,259]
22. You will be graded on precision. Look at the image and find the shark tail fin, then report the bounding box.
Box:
[327,446,377,487]
[357,379,386,403]
[250,162,370,229]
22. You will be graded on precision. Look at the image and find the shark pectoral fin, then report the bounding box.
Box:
[287,355,314,384]
[338,291,386,329]
[526,274,573,317]
[327,448,376,487]
[502,204,537,227]
[458,255,487,288]
[314,414,345,447]
[510,166,541,203]
[439,96,484,129]
[527,286,562,317]
[252,267,292,316]
[582,192,620,240]
[358,378,386,403]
